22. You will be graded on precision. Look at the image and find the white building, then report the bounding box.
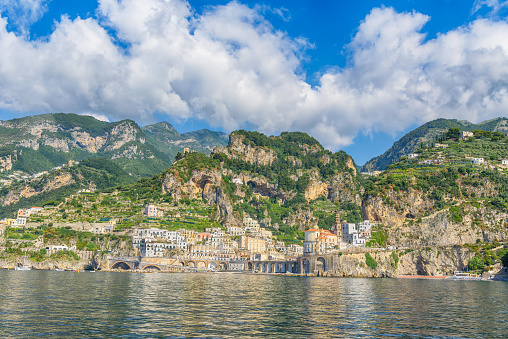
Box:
[133,228,187,256]
[342,223,366,247]
[407,153,419,160]
[502,159,508,165]
[471,158,484,164]
[357,220,374,237]
[228,261,246,271]
[243,216,260,233]
[226,226,245,237]
[139,239,181,257]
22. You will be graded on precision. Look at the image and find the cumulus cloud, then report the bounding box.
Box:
[2,1,508,150]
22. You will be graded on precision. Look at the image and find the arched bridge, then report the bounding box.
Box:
[108,256,299,273]
[109,257,231,271]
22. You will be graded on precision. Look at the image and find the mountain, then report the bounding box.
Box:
[159,130,363,240]
[0,113,228,178]
[0,157,135,218]
[361,132,508,249]
[3,126,508,276]
[361,117,508,172]
[141,121,228,160]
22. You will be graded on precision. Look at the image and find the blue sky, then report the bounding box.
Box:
[1,0,508,165]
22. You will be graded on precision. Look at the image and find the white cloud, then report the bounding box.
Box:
[0,0,49,35]
[2,2,508,150]
[81,112,110,122]
[473,0,508,16]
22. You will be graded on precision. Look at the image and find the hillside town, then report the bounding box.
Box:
[1,201,375,264]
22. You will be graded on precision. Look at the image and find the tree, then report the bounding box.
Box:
[468,255,485,270]
[175,152,183,161]
[446,128,460,140]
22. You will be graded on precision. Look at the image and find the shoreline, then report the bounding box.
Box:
[4,267,507,281]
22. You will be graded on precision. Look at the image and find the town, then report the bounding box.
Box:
[0,200,375,271]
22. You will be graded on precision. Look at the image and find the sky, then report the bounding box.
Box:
[1,0,508,165]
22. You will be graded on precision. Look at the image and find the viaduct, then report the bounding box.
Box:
[109,253,338,274]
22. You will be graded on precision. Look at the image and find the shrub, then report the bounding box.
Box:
[365,253,378,270]
[391,252,399,269]
[468,255,485,270]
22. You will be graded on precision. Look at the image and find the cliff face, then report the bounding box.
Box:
[160,131,362,233]
[104,120,145,151]
[2,172,75,206]
[327,247,474,277]
[162,167,241,225]
[214,134,277,166]
[362,185,508,247]
[71,131,107,153]
[0,154,13,172]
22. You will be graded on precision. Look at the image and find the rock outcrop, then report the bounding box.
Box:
[162,167,240,225]
[0,154,13,172]
[362,187,508,247]
[214,134,277,166]
[325,247,474,277]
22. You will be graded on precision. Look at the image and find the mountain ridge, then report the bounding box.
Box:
[361,117,508,172]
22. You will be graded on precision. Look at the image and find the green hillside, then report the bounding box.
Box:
[361,118,508,172]
[142,122,228,161]
[0,113,228,178]
[0,158,135,219]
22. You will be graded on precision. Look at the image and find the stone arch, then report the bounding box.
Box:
[110,261,132,270]
[197,261,206,269]
[267,263,272,273]
[208,262,217,270]
[316,257,326,271]
[247,262,253,270]
[302,258,310,274]
[188,261,196,268]
[179,261,186,267]
[143,265,162,271]
[219,261,228,271]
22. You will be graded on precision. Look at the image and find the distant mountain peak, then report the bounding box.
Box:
[151,121,176,131]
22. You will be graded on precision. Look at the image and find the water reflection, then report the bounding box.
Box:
[0,270,507,338]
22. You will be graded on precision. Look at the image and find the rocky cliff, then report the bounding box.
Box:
[362,174,508,247]
[214,134,277,166]
[325,247,474,277]
[0,113,228,178]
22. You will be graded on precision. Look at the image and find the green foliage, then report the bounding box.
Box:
[50,250,80,261]
[391,251,399,269]
[500,248,508,268]
[365,253,378,270]
[449,206,463,223]
[51,113,110,136]
[446,128,460,140]
[370,229,389,248]
[468,255,485,270]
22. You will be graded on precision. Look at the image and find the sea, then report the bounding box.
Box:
[0,270,507,338]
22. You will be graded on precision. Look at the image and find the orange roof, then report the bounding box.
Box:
[306,228,319,232]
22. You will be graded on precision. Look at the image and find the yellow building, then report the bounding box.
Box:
[239,235,266,253]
